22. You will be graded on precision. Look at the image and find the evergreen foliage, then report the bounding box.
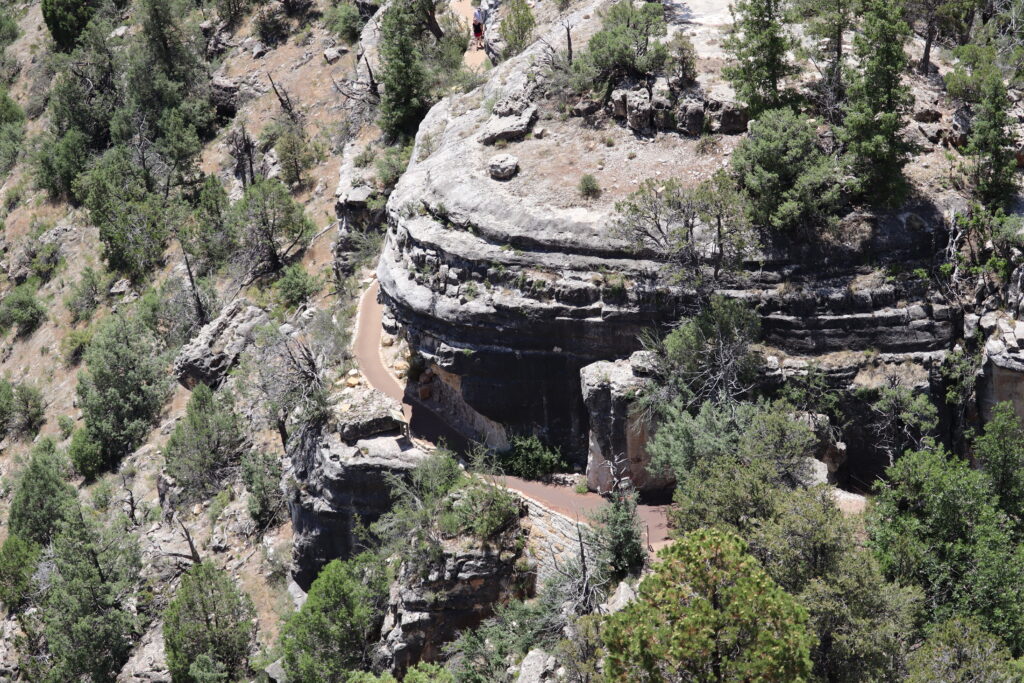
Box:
[163,562,256,683]
[76,314,168,477]
[603,528,814,680]
[500,0,536,58]
[722,0,798,112]
[42,0,101,51]
[280,553,391,682]
[378,2,431,139]
[164,383,245,504]
[839,0,912,203]
[8,437,76,546]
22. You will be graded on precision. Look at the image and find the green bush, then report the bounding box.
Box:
[216,0,251,27]
[231,179,315,276]
[163,562,256,683]
[579,174,601,198]
[8,437,76,545]
[572,0,667,93]
[500,0,536,58]
[0,535,40,610]
[453,480,520,539]
[164,383,245,504]
[275,263,322,307]
[76,314,168,475]
[731,107,842,233]
[500,435,565,479]
[66,266,108,323]
[11,383,45,437]
[0,13,19,48]
[57,414,75,439]
[67,426,104,479]
[42,0,101,50]
[31,242,61,281]
[276,124,315,186]
[0,284,47,337]
[326,1,364,44]
[242,451,284,529]
[281,553,390,682]
[374,144,412,191]
[61,327,93,366]
[33,129,90,201]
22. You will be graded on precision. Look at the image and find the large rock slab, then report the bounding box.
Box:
[173,299,268,387]
[288,420,427,589]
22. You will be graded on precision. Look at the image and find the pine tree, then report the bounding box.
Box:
[500,0,536,58]
[7,438,76,545]
[164,383,245,505]
[963,69,1018,206]
[163,562,256,682]
[76,313,168,476]
[795,0,857,117]
[839,0,913,204]
[378,2,430,140]
[603,528,814,680]
[43,506,141,681]
[722,0,798,113]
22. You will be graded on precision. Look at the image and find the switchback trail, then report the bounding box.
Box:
[353,280,671,551]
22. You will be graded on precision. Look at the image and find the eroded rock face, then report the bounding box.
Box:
[375,539,525,676]
[172,299,268,388]
[373,0,958,471]
[288,389,424,589]
[580,352,671,493]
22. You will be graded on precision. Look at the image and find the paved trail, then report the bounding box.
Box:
[353,280,671,551]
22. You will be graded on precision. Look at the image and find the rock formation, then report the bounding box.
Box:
[288,386,425,588]
[373,0,960,479]
[172,299,269,388]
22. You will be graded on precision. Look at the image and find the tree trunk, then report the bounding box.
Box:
[920,22,935,74]
[182,249,207,327]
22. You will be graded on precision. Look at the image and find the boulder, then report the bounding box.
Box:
[334,386,404,442]
[948,105,972,147]
[652,94,674,130]
[913,107,942,123]
[626,90,653,133]
[677,101,705,136]
[479,105,538,144]
[714,101,748,134]
[116,623,170,682]
[323,46,347,63]
[571,98,601,117]
[516,649,558,683]
[172,299,269,387]
[488,153,519,180]
[210,76,240,117]
[608,89,628,119]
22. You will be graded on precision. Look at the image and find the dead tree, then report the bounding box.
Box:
[268,73,300,124]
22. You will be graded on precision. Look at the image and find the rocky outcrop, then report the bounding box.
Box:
[372,0,959,474]
[580,352,669,493]
[375,539,526,675]
[172,299,268,387]
[288,388,424,588]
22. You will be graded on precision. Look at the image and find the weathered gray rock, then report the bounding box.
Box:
[116,623,170,682]
[375,540,525,676]
[913,107,941,123]
[288,421,428,588]
[626,90,652,133]
[323,46,346,63]
[210,76,240,117]
[581,352,671,493]
[488,153,519,180]
[949,105,972,147]
[608,89,628,119]
[334,386,404,442]
[713,100,748,134]
[172,299,268,387]
[677,101,705,136]
[516,649,558,683]
[479,104,538,144]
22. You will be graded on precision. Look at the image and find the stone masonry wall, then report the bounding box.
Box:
[517,494,598,587]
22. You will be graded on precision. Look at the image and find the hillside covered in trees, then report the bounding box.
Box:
[0,0,1023,679]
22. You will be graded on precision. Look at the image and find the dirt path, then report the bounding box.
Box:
[353,279,672,551]
[451,0,488,69]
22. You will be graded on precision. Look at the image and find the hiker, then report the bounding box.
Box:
[472,8,484,50]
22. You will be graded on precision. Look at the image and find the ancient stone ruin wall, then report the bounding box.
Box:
[517,493,597,586]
